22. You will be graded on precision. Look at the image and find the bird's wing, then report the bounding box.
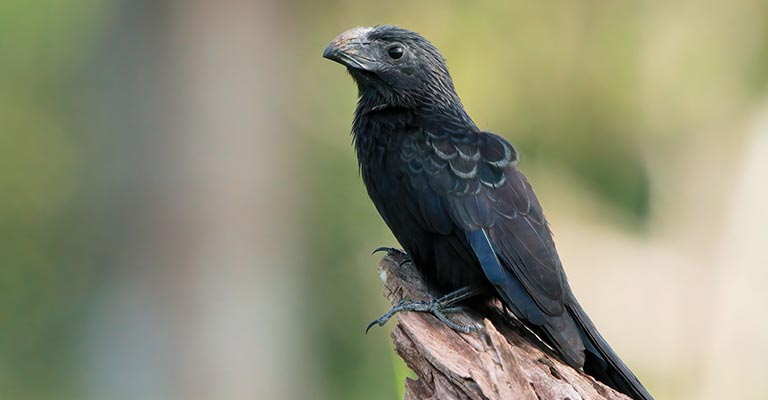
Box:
[400,129,585,366]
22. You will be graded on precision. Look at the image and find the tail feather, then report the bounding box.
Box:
[567,293,654,400]
[467,229,653,399]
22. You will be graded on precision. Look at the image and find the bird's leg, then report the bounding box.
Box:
[370,246,412,267]
[365,286,481,334]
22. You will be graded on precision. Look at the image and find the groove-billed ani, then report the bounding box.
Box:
[323,25,653,400]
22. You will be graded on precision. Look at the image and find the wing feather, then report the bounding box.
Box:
[402,130,565,313]
[400,128,585,366]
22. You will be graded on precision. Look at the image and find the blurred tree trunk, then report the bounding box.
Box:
[84,1,309,399]
[701,104,768,400]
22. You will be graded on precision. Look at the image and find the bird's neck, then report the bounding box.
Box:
[354,92,476,131]
[351,95,478,174]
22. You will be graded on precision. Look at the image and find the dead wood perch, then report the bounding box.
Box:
[376,250,630,400]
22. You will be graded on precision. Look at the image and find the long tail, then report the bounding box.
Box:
[567,293,654,400]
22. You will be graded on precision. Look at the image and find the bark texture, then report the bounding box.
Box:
[376,250,630,400]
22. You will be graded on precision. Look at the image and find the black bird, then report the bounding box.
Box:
[323,25,653,400]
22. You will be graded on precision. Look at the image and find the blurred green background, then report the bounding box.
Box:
[2,0,768,399]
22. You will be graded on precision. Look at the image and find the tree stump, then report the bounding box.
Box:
[375,250,630,400]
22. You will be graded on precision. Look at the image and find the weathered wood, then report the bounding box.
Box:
[376,250,630,400]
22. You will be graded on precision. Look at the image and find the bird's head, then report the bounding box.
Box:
[323,25,462,112]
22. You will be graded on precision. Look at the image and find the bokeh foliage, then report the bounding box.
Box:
[0,1,107,397]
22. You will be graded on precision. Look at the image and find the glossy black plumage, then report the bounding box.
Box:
[324,25,653,400]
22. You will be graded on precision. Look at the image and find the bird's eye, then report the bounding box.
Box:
[387,46,404,59]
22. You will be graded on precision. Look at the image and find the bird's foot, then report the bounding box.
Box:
[365,286,480,334]
[371,246,412,267]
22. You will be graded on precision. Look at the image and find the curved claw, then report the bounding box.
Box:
[365,299,412,333]
[371,246,398,256]
[365,319,382,334]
